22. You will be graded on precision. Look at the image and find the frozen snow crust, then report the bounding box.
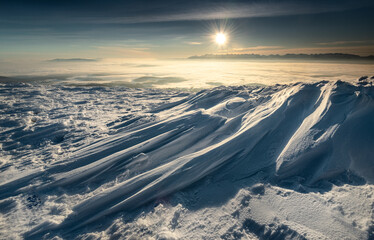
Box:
[0,81,373,239]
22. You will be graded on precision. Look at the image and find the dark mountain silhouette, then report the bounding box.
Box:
[189,53,374,61]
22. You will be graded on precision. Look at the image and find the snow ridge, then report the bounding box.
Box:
[0,81,373,239]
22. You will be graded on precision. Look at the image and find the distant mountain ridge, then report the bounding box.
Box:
[189,53,374,61]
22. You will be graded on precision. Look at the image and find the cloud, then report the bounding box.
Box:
[47,58,98,62]
[95,46,153,58]
[88,5,341,24]
[316,41,370,46]
[0,74,74,84]
[135,64,158,68]
[206,81,223,86]
[2,1,372,24]
[185,42,202,45]
[230,46,284,52]
[226,45,374,56]
[132,76,187,87]
[98,1,372,24]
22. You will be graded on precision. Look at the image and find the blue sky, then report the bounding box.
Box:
[1,0,374,60]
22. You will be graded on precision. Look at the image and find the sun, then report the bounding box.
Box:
[215,33,227,45]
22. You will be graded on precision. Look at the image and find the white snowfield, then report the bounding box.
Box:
[0,80,373,239]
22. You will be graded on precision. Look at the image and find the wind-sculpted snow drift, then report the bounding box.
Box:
[0,81,373,239]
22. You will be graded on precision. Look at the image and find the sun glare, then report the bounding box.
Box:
[215,33,226,45]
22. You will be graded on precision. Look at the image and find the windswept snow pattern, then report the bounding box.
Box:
[0,81,373,239]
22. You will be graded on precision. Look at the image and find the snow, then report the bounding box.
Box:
[0,80,373,239]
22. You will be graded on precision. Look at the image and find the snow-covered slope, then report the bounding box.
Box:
[0,81,373,239]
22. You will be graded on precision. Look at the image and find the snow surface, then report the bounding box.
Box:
[0,80,373,239]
